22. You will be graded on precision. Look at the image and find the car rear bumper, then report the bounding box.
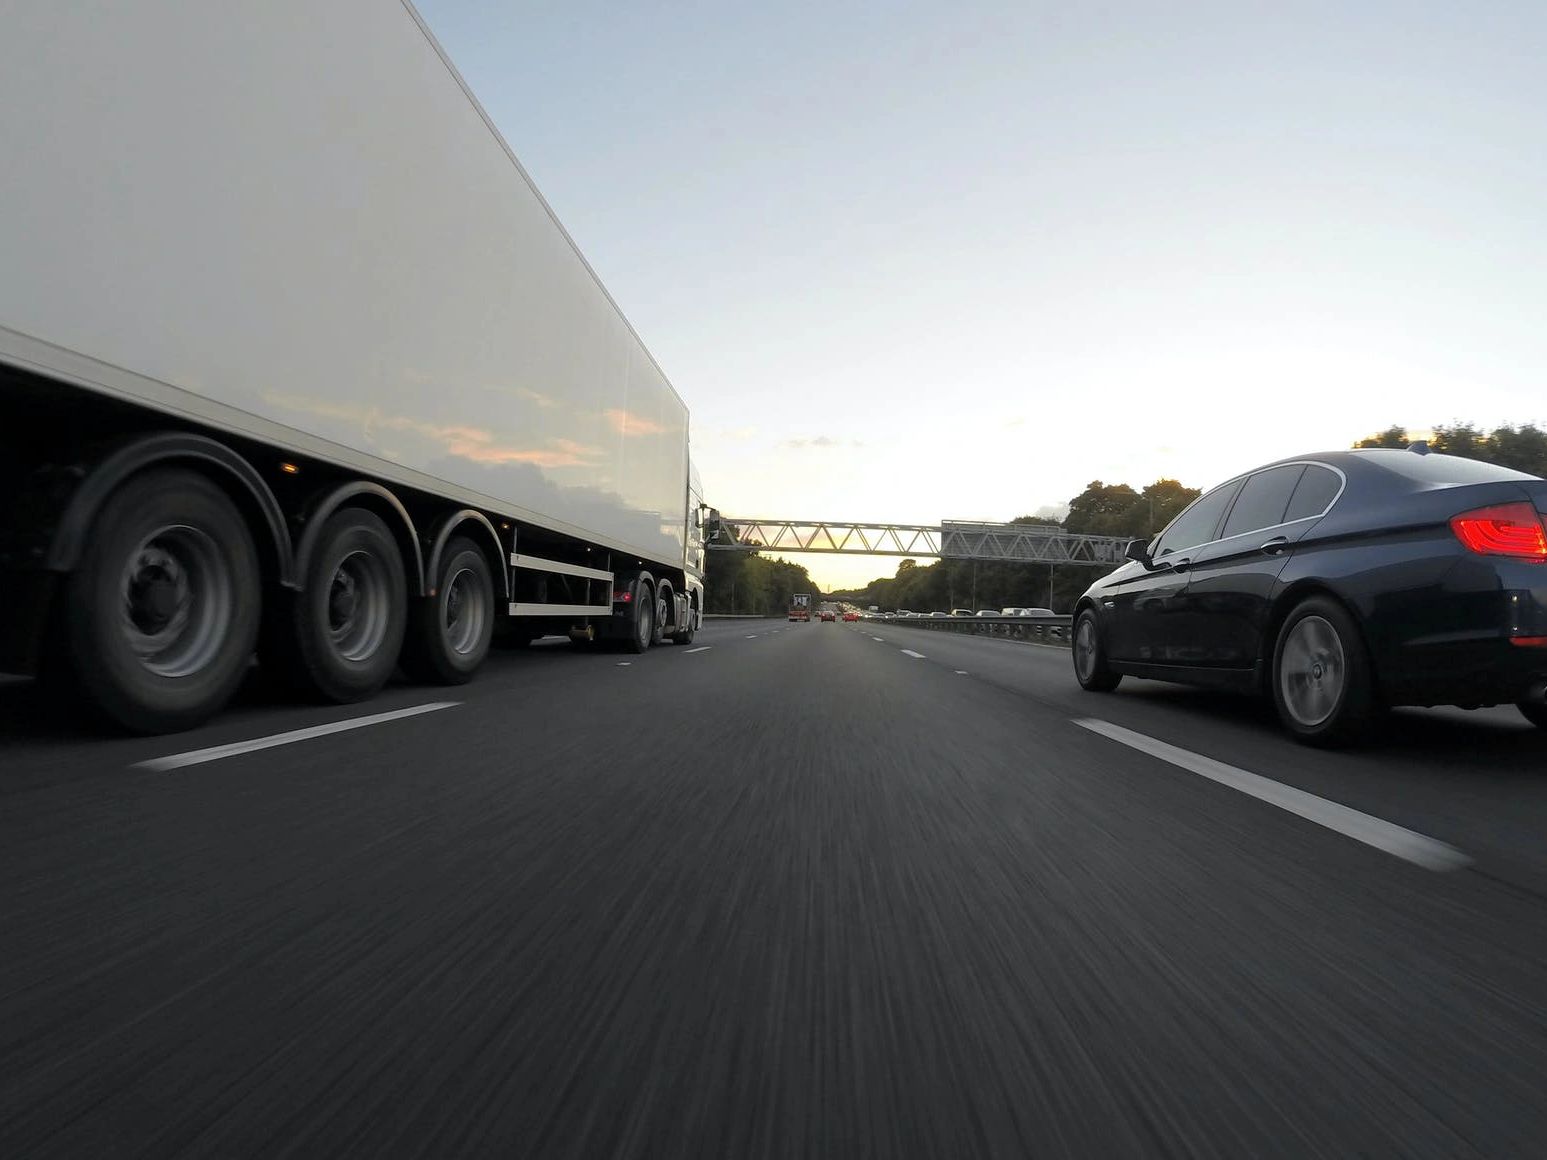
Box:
[1377,564,1547,706]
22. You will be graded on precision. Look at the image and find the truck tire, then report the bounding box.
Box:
[288,508,407,702]
[621,577,654,654]
[671,601,697,645]
[653,583,671,647]
[59,468,260,733]
[402,536,493,684]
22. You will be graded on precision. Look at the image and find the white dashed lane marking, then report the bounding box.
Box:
[1072,718,1470,872]
[136,702,460,772]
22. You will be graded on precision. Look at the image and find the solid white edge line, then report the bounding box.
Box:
[137,702,460,772]
[872,637,885,642]
[901,649,926,659]
[684,646,712,653]
[1073,718,1470,872]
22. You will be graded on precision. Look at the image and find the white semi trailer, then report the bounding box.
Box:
[0,1,705,732]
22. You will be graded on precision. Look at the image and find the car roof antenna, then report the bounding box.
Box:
[1407,440,1430,454]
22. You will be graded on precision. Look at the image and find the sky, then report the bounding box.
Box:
[415,0,1547,589]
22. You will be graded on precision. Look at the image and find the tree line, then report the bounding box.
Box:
[824,479,1203,613]
[712,419,1544,615]
[702,549,822,617]
[1354,422,1547,477]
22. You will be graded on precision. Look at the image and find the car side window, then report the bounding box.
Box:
[1220,464,1305,540]
[1283,465,1341,522]
[1153,480,1241,557]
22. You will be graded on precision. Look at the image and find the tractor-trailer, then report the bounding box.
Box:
[0,0,705,733]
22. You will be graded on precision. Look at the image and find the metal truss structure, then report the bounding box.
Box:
[938,521,1129,565]
[708,516,1128,567]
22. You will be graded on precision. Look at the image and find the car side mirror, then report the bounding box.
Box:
[1124,538,1151,567]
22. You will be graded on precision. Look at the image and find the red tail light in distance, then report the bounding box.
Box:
[1450,501,1547,561]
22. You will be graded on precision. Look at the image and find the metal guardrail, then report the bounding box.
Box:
[863,613,1073,647]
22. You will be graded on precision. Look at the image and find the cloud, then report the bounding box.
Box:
[517,387,560,409]
[781,435,865,450]
[436,427,602,468]
[604,408,669,437]
[262,392,602,469]
[706,426,758,443]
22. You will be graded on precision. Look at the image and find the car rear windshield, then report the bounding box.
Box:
[1360,450,1542,486]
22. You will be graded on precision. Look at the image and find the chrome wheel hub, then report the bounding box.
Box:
[1074,618,1098,681]
[119,525,231,678]
[328,550,390,662]
[1279,615,1346,727]
[442,567,487,656]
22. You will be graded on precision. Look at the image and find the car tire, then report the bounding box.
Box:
[287,508,407,702]
[59,468,261,733]
[1270,595,1375,747]
[1072,609,1121,692]
[402,537,493,685]
[1519,700,1547,730]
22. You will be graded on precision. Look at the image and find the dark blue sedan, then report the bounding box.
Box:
[1072,446,1547,745]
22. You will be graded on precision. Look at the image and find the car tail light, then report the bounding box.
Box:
[1450,502,1547,561]
[1511,637,1547,648]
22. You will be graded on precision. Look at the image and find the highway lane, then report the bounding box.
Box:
[864,622,1547,892]
[5,619,1547,1156]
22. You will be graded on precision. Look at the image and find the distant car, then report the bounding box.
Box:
[950,609,973,617]
[1072,447,1547,745]
[842,611,860,622]
[819,610,837,622]
[893,610,913,618]
[930,611,950,618]
[975,610,999,617]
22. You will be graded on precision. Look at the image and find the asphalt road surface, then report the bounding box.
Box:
[5,618,1547,1158]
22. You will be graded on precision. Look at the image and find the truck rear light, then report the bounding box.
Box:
[612,590,632,603]
[1510,636,1547,648]
[1450,502,1547,560]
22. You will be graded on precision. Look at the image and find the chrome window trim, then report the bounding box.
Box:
[1152,461,1348,559]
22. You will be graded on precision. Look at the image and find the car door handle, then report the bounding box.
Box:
[1259,536,1289,555]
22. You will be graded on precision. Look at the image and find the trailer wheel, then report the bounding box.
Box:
[288,508,406,702]
[59,468,260,733]
[402,536,492,684]
[622,577,654,654]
